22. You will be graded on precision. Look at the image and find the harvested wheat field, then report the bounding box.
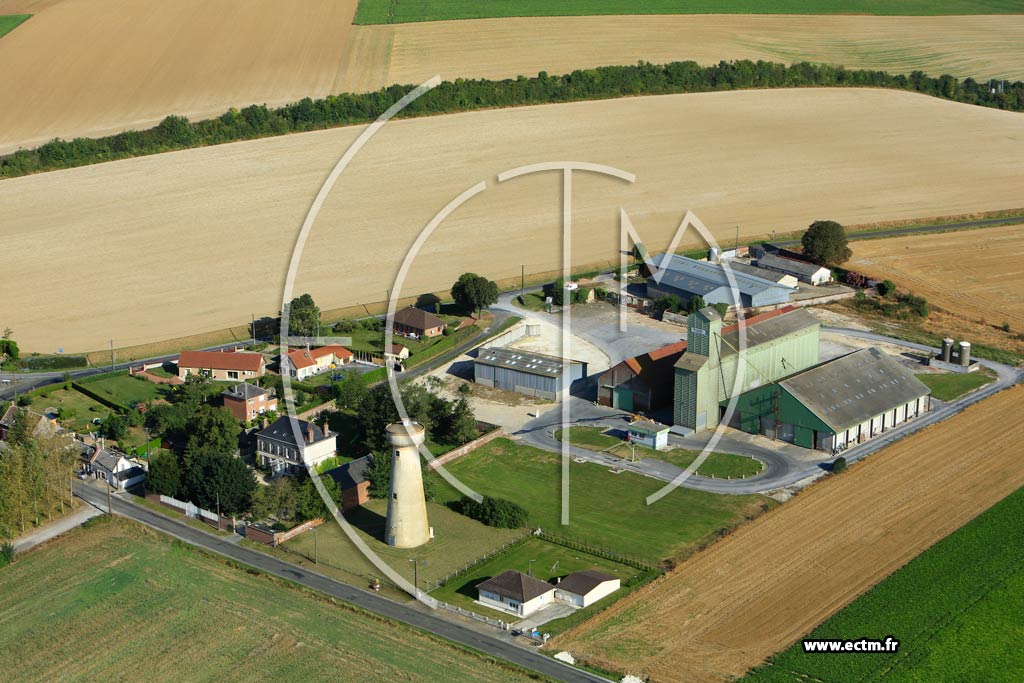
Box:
[555,385,1024,682]
[849,224,1024,330]
[347,14,1024,93]
[0,0,358,153]
[3,88,1024,353]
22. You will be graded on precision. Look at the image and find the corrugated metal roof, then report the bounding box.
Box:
[781,347,930,432]
[757,253,831,279]
[650,254,795,298]
[475,347,582,378]
[719,307,819,358]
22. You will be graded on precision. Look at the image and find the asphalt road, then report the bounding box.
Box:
[73,485,607,683]
[772,214,1024,248]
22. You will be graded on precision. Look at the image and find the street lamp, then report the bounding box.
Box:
[528,559,536,577]
[409,558,426,595]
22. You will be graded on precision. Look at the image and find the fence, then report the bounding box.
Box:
[535,530,661,574]
[420,533,532,594]
[145,492,233,531]
[434,600,509,630]
[245,518,323,546]
[426,422,503,471]
[483,322,541,349]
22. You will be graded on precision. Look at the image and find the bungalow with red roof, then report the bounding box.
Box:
[281,345,353,381]
[390,307,446,338]
[177,350,266,381]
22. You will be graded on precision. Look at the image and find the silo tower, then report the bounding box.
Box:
[384,421,431,548]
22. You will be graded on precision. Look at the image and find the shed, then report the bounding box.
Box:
[627,420,669,451]
[555,570,621,608]
[474,347,587,400]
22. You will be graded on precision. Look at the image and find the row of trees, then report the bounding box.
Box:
[4,60,1021,178]
[0,412,79,539]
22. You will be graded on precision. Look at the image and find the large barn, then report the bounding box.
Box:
[726,347,931,451]
[596,340,686,412]
[474,347,587,400]
[646,254,795,309]
[673,306,821,431]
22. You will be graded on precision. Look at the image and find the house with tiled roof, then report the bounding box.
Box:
[281,345,353,381]
[177,349,265,381]
[256,416,336,476]
[555,570,620,608]
[390,307,446,338]
[222,382,278,422]
[476,570,556,617]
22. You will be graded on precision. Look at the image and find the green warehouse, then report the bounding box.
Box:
[673,306,821,431]
[724,347,931,451]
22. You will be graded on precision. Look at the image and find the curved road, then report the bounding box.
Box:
[74,484,608,683]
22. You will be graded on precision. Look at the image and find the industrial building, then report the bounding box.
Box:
[718,259,799,288]
[646,254,795,309]
[727,347,931,451]
[755,253,832,286]
[474,347,587,400]
[596,340,686,412]
[673,306,821,431]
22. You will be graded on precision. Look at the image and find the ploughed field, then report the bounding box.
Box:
[555,385,1024,682]
[3,88,1024,353]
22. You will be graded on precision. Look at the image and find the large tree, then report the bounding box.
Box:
[286,293,321,338]
[147,450,181,497]
[801,220,852,267]
[180,446,255,515]
[450,272,499,317]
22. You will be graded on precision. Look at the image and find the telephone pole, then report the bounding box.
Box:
[521,264,525,301]
[251,314,256,346]
[106,483,112,515]
[109,339,115,372]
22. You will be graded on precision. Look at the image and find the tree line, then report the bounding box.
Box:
[2,60,1021,179]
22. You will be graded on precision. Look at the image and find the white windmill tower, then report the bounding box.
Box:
[384,420,431,548]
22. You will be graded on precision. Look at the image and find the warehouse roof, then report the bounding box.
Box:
[781,347,931,433]
[475,347,583,378]
[649,254,795,299]
[757,253,831,279]
[720,260,793,284]
[477,570,553,603]
[719,307,819,358]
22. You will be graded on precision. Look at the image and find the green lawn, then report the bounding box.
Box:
[80,373,170,406]
[430,438,770,564]
[28,387,111,432]
[0,14,30,39]
[555,426,621,450]
[283,499,523,587]
[355,0,1022,24]
[430,537,639,622]
[915,368,996,401]
[0,517,541,682]
[743,485,1024,683]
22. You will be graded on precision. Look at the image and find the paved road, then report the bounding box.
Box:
[73,485,606,683]
[12,503,103,553]
[772,214,1024,248]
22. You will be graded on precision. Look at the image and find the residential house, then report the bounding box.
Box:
[222,382,277,422]
[0,404,57,441]
[177,349,266,381]
[391,307,447,338]
[555,570,621,608]
[282,345,354,381]
[84,446,146,490]
[384,343,410,368]
[256,416,336,475]
[325,455,371,512]
[476,570,556,618]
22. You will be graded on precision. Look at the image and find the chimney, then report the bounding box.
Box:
[306,421,315,444]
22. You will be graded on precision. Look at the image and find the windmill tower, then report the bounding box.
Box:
[384,420,431,548]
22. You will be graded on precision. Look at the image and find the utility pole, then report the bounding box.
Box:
[109,339,115,372]
[313,525,318,564]
[409,558,419,594]
[251,314,256,346]
[735,225,739,251]
[521,264,525,302]
[106,483,112,515]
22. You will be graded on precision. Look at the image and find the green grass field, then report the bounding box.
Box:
[80,373,170,406]
[28,387,111,432]
[430,537,639,621]
[0,517,542,682]
[0,14,30,38]
[916,368,996,401]
[355,0,1024,24]
[430,438,770,564]
[743,484,1024,683]
[283,499,524,587]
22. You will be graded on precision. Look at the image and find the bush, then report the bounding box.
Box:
[17,395,30,407]
[832,457,848,474]
[455,495,528,529]
[877,279,896,297]
[333,319,357,334]
[0,542,14,567]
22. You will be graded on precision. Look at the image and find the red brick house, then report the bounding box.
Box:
[325,455,371,512]
[177,350,266,381]
[390,307,446,338]
[221,382,278,422]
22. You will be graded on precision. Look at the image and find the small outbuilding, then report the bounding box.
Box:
[476,570,556,617]
[325,455,372,512]
[627,420,669,451]
[555,570,621,608]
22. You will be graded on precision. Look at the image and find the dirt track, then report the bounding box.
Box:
[3,88,1023,353]
[849,224,1024,330]
[0,0,359,153]
[555,385,1024,682]
[350,14,1024,92]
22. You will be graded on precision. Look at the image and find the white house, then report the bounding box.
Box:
[476,570,556,618]
[282,345,354,381]
[256,416,337,475]
[555,570,621,608]
[627,420,669,451]
[87,448,147,490]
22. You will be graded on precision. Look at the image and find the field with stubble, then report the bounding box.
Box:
[349,14,1024,93]
[0,517,541,683]
[849,224,1024,331]
[3,88,1023,353]
[555,385,1024,682]
[0,0,359,153]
